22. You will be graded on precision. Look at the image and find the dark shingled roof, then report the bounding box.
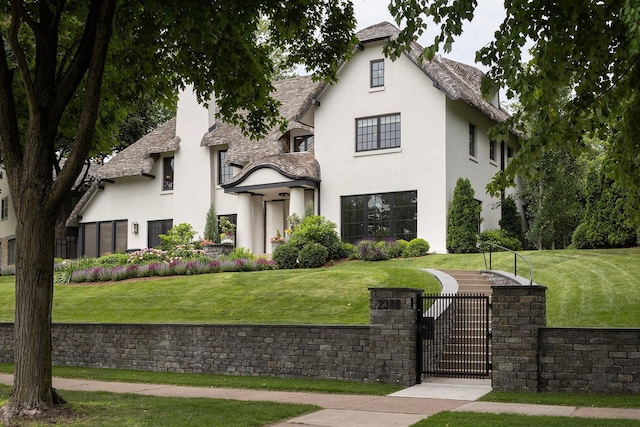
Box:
[68,21,510,224]
[201,75,322,167]
[204,22,508,175]
[216,22,510,187]
[98,117,180,180]
[65,117,179,227]
[66,180,99,227]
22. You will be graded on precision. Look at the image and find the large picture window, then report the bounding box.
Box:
[341,191,417,243]
[356,114,401,152]
[81,220,128,258]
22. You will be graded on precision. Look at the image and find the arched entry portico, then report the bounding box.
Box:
[222,154,319,254]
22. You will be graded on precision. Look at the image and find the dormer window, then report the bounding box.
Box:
[294,135,313,152]
[370,59,384,88]
[162,156,174,191]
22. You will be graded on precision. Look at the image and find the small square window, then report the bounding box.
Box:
[162,157,174,191]
[294,135,313,152]
[370,60,384,88]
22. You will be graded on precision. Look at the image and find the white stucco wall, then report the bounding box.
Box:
[236,168,291,188]
[79,160,174,250]
[173,87,215,238]
[315,41,450,252]
[445,99,503,232]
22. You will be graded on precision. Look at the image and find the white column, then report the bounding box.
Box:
[266,201,285,254]
[289,187,306,219]
[236,193,253,250]
[251,194,265,254]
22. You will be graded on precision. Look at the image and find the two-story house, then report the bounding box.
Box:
[67,22,520,257]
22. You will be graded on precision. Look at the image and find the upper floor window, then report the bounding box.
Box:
[468,123,476,157]
[294,135,313,152]
[370,59,384,88]
[489,140,496,162]
[1,197,8,220]
[162,157,174,191]
[218,150,233,185]
[356,113,401,152]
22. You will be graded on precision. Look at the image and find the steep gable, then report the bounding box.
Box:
[356,22,508,124]
[98,117,180,180]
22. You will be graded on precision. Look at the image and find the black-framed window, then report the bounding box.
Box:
[341,191,417,243]
[489,140,496,162]
[218,214,237,232]
[469,123,476,157]
[218,150,233,185]
[81,220,128,257]
[356,113,401,152]
[148,219,173,248]
[370,59,384,87]
[1,197,8,220]
[8,238,15,265]
[162,156,174,191]
[294,135,313,152]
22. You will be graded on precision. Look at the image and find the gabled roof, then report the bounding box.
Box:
[201,76,322,167]
[204,22,509,180]
[65,117,179,227]
[98,117,180,180]
[65,180,99,227]
[355,22,509,123]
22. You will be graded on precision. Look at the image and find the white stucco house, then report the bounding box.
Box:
[67,22,521,257]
